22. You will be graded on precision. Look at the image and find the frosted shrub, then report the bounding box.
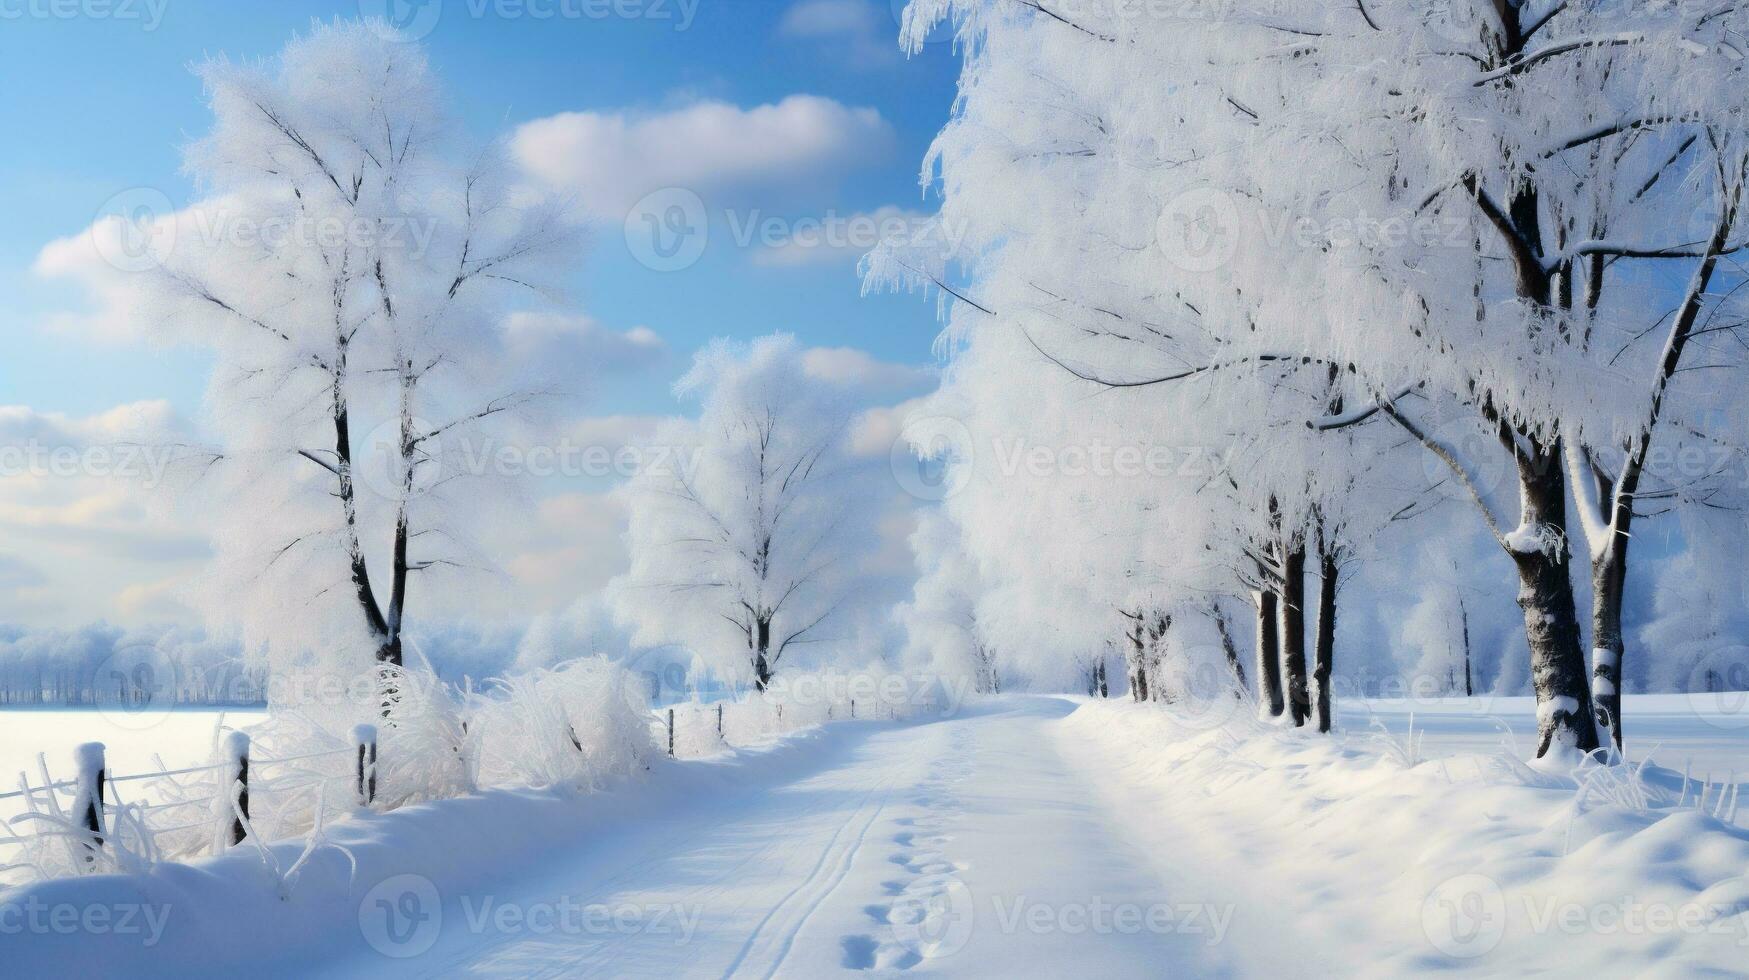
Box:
[470,658,656,792]
[377,666,476,805]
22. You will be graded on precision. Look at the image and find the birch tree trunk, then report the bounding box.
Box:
[1583,167,1740,754]
[1253,590,1284,717]
[1127,617,1149,703]
[753,617,774,692]
[1313,549,1338,734]
[1210,600,1247,694]
[1512,443,1600,757]
[1460,596,1473,697]
[1280,544,1309,727]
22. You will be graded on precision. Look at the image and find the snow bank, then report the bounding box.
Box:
[1,659,658,889]
[1061,700,1749,976]
[665,668,953,760]
[0,716,874,977]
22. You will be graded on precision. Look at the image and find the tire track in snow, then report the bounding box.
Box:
[416,731,892,979]
[719,773,897,980]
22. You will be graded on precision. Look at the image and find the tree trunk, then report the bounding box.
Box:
[1591,536,1627,753]
[1512,444,1600,758]
[1313,550,1338,733]
[1147,614,1171,702]
[1581,176,1737,755]
[1460,596,1473,697]
[1127,619,1149,703]
[1280,544,1309,727]
[381,358,415,669]
[1209,600,1247,694]
[753,617,774,692]
[1254,590,1284,717]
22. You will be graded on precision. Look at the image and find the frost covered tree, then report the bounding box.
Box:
[889,314,1261,708]
[898,510,1001,694]
[1260,0,1749,755]
[884,0,1749,757]
[874,0,1420,732]
[131,22,574,689]
[611,335,876,692]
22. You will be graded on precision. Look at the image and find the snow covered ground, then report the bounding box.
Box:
[0,707,264,824]
[0,694,1744,977]
[0,708,265,787]
[1343,692,1749,778]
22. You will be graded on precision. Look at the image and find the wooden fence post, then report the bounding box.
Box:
[73,742,105,867]
[667,708,675,758]
[352,724,378,807]
[222,731,250,847]
[717,702,724,739]
[851,699,857,719]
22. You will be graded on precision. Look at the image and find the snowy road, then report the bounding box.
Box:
[337,697,1225,979]
[9,694,1746,977]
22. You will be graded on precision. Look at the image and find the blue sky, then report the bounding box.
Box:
[1,0,961,419]
[0,0,962,627]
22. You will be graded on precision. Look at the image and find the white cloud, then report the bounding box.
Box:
[498,491,631,611]
[512,95,893,217]
[847,394,936,458]
[778,0,900,68]
[33,216,165,343]
[0,401,208,626]
[0,554,47,589]
[803,347,937,393]
[560,414,667,453]
[0,399,182,449]
[30,194,246,344]
[115,576,199,620]
[752,205,940,268]
[780,0,877,36]
[501,312,669,380]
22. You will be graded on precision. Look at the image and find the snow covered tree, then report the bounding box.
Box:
[883,0,1749,758]
[132,22,574,694]
[874,0,1422,732]
[899,509,1001,694]
[1265,0,1749,755]
[611,335,876,692]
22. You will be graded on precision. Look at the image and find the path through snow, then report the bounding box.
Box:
[340,697,1226,978]
[19,693,1740,976]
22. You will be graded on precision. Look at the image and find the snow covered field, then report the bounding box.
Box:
[1343,693,1749,779]
[2,693,1743,977]
[0,708,265,792]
